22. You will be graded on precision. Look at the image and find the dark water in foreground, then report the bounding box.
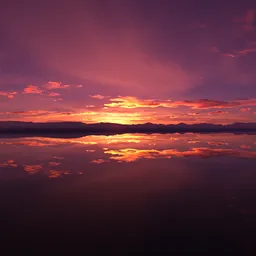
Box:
[1,133,256,254]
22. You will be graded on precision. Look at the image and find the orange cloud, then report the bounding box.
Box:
[105,96,256,110]
[0,156,70,179]
[1,140,57,147]
[187,112,200,116]
[105,147,256,162]
[23,165,42,174]
[0,160,18,168]
[91,159,108,164]
[207,141,228,146]
[105,96,174,108]
[48,170,70,178]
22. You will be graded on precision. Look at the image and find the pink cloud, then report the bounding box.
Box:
[1,110,57,116]
[187,112,200,116]
[0,91,18,99]
[240,144,251,149]
[208,110,228,115]
[240,107,251,112]
[47,92,61,97]
[43,81,70,90]
[212,41,256,58]
[233,9,256,32]
[48,162,61,166]
[90,94,106,100]
[22,81,82,100]
[177,99,239,109]
[85,105,96,108]
[23,85,43,94]
[244,9,256,31]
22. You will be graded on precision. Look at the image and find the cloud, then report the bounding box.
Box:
[23,85,43,94]
[105,147,256,162]
[47,92,61,97]
[85,105,96,108]
[240,144,251,149]
[105,96,256,110]
[1,95,256,124]
[91,159,108,164]
[23,165,42,174]
[187,112,201,116]
[23,163,69,178]
[0,91,18,99]
[235,47,256,56]
[217,46,256,58]
[0,110,71,117]
[208,110,228,115]
[48,170,70,178]
[240,107,251,112]
[43,81,70,90]
[1,140,57,147]
[0,160,18,168]
[207,141,228,146]
[105,96,174,108]
[177,99,239,109]
[52,156,64,160]
[244,9,256,31]
[22,81,82,100]
[48,162,61,166]
[90,94,106,99]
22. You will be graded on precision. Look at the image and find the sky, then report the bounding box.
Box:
[1,0,256,124]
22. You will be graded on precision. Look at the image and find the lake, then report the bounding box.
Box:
[0,133,256,254]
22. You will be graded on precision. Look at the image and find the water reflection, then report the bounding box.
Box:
[0,133,256,178]
[1,133,256,252]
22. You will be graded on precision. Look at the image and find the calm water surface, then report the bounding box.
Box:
[1,133,256,253]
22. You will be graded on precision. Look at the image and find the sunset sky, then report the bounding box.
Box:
[1,0,256,124]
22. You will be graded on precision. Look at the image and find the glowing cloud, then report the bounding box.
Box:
[105,96,256,110]
[105,147,256,162]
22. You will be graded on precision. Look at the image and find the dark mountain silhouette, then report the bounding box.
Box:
[0,121,256,136]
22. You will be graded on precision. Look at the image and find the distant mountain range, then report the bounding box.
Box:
[0,121,256,135]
